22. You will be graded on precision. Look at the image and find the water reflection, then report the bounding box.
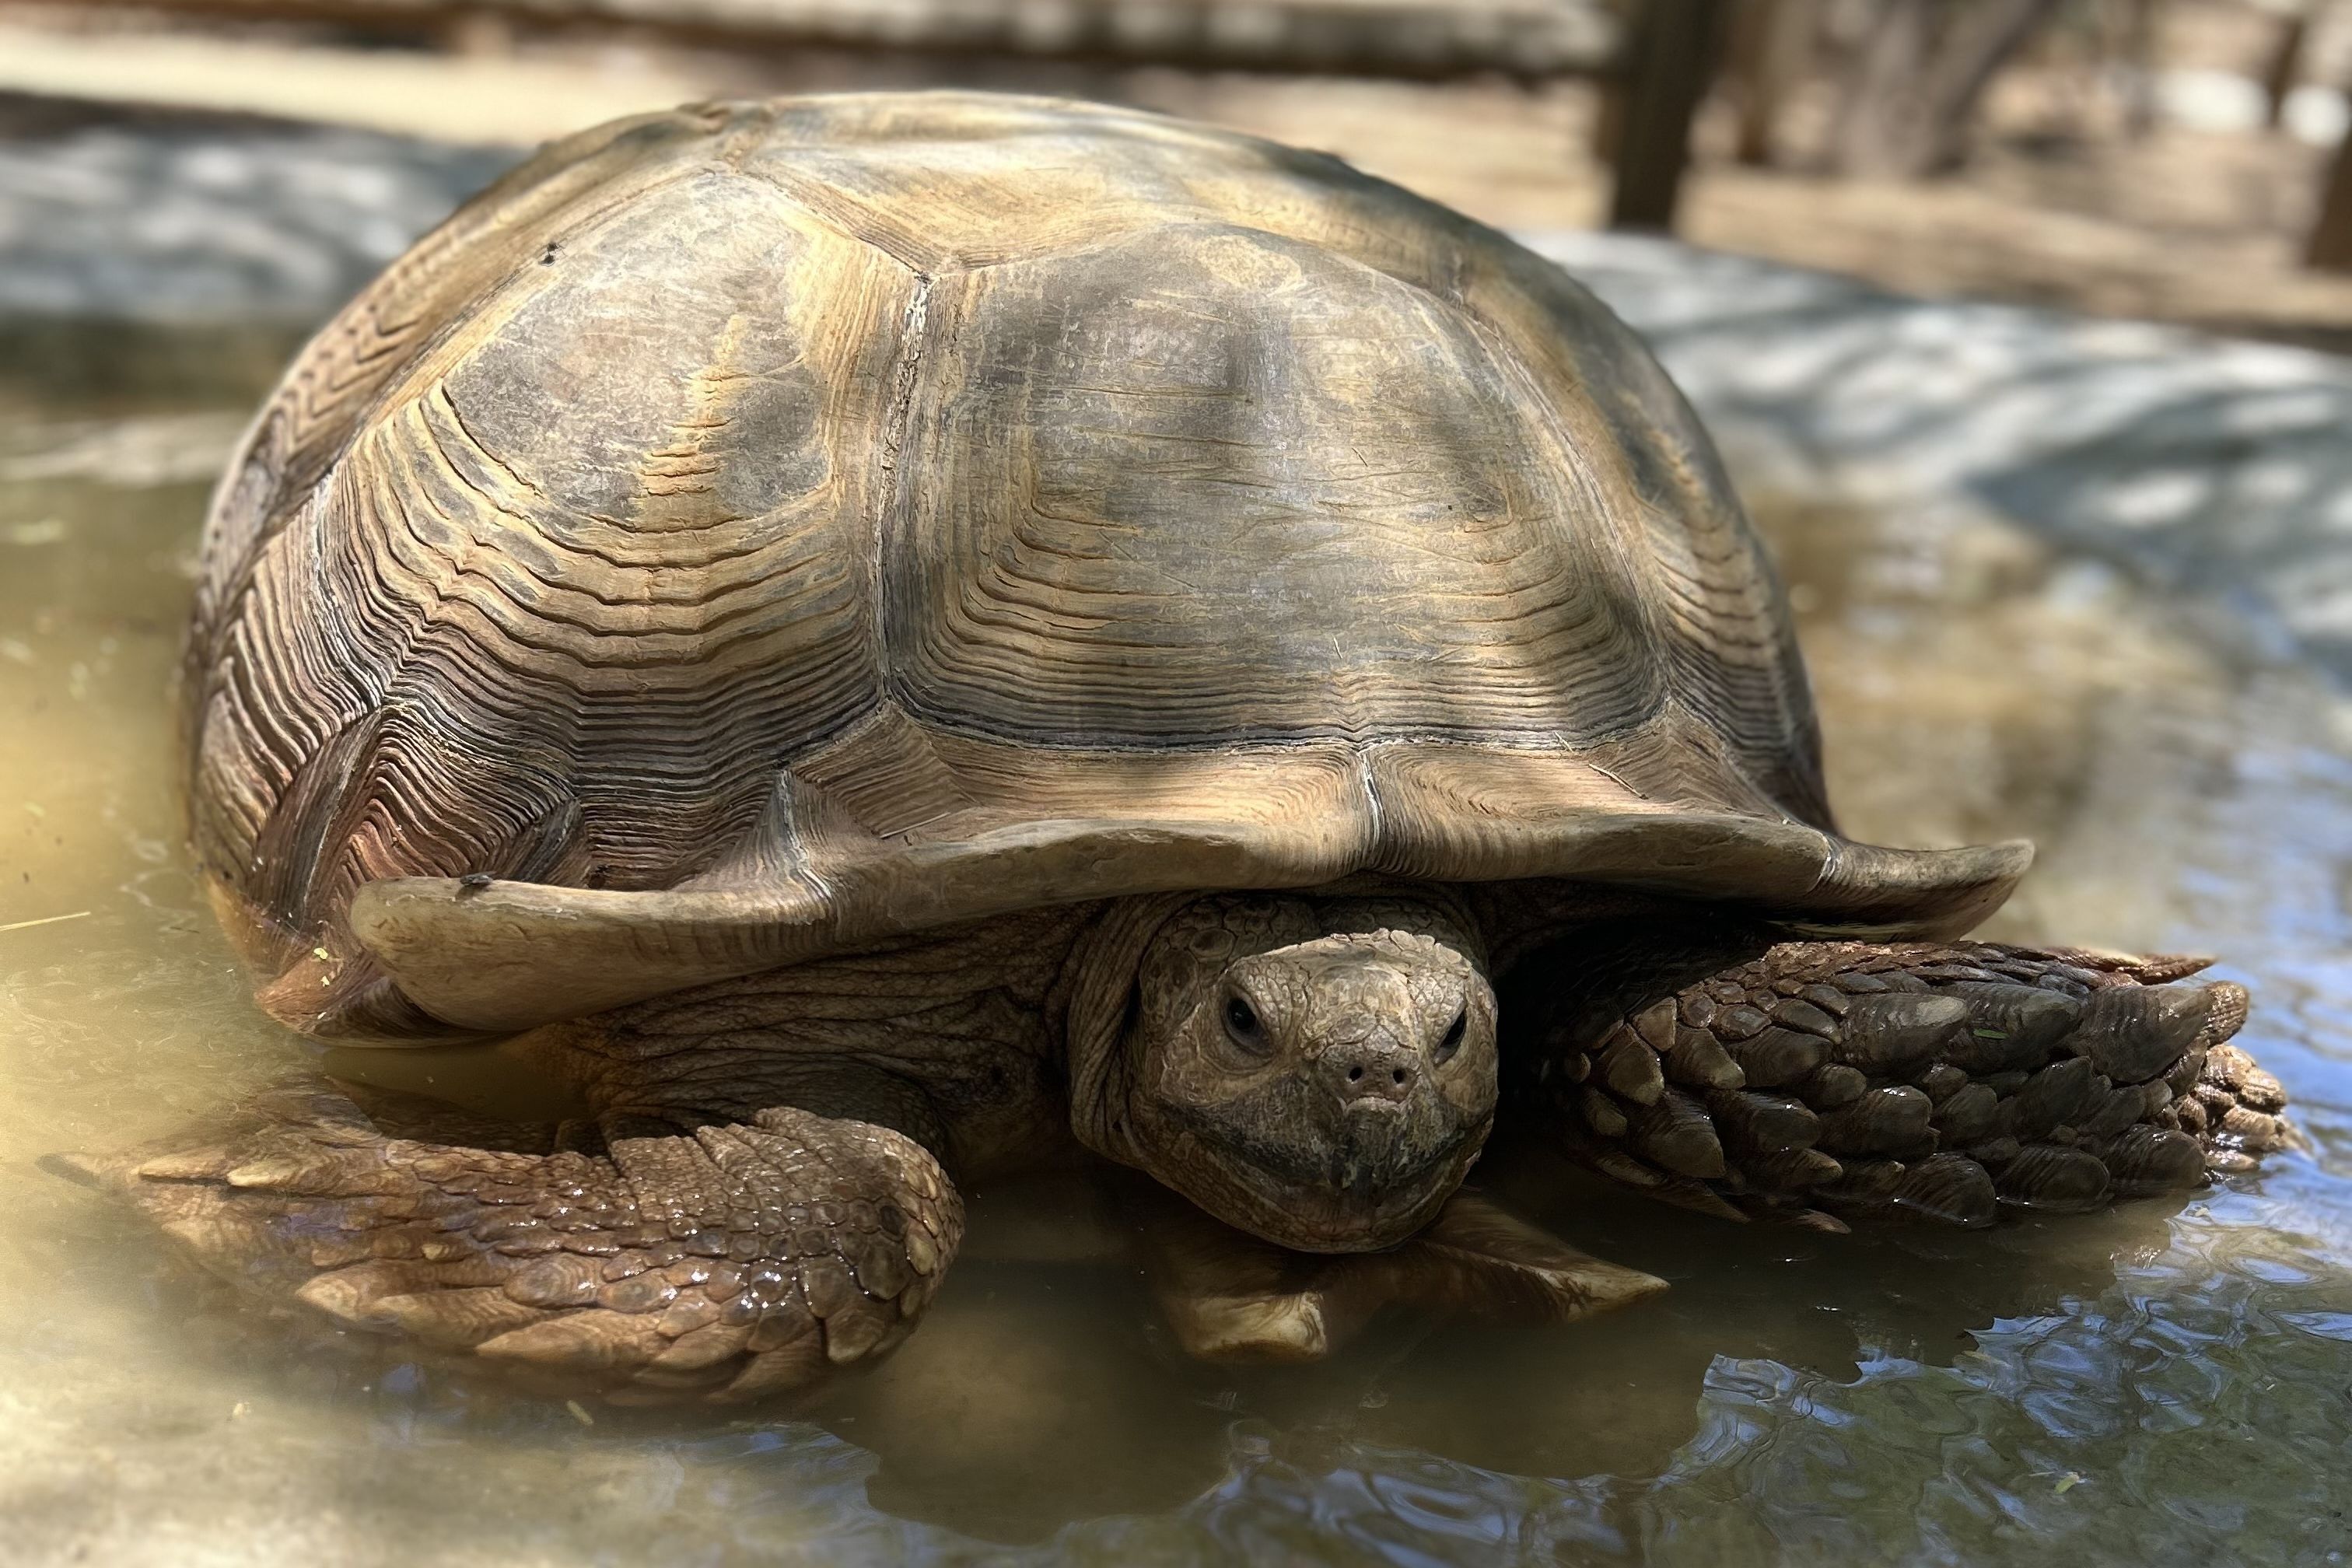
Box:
[2,324,2348,1565]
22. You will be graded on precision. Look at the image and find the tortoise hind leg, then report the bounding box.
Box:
[74,1075,961,1402]
[1545,941,2291,1227]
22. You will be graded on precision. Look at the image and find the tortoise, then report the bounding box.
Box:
[86,91,2292,1400]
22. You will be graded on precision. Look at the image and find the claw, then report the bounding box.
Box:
[224,1157,314,1190]
[136,1149,236,1182]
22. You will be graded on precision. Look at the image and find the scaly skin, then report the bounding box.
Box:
[78,895,2294,1400]
[109,1081,959,1402]
[1528,940,2290,1229]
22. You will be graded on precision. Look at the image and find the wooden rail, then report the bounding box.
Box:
[49,0,1726,228]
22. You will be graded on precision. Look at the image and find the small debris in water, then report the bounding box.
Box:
[2,518,66,546]
[229,1402,250,1420]
[565,1399,594,1426]
[0,910,89,934]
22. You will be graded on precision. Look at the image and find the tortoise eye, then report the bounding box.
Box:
[1435,1008,1468,1064]
[1223,994,1265,1051]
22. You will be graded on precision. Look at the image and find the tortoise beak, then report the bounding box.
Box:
[1151,1072,1494,1254]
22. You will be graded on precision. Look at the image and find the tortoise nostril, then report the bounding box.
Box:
[1335,1053,1414,1101]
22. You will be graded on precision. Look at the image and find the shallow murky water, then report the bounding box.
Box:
[2,326,2348,1566]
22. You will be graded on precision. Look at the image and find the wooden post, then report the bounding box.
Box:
[2309,112,2352,271]
[1609,0,1730,230]
[1727,0,1815,167]
[2260,5,2313,131]
[1827,0,2060,178]
[2116,0,2159,139]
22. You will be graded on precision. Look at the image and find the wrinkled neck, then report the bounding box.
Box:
[1058,893,1194,1164]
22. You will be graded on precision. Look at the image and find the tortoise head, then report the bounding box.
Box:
[1072,890,1498,1253]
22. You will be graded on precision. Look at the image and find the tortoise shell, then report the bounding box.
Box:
[183,92,2027,1038]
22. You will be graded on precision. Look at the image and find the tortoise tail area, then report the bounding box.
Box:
[1533,941,2291,1229]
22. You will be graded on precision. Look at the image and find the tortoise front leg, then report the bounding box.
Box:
[70,1076,960,1402]
[1541,942,2291,1227]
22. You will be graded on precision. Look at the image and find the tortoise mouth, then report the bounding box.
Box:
[1156,1101,1489,1254]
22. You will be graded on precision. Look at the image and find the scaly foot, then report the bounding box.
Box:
[1542,941,2291,1227]
[68,1076,960,1401]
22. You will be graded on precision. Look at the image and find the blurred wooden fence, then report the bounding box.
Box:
[73,0,1728,228]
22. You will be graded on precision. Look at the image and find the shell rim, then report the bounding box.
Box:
[342,811,2032,1034]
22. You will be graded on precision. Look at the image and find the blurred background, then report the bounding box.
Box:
[5,0,2352,346]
